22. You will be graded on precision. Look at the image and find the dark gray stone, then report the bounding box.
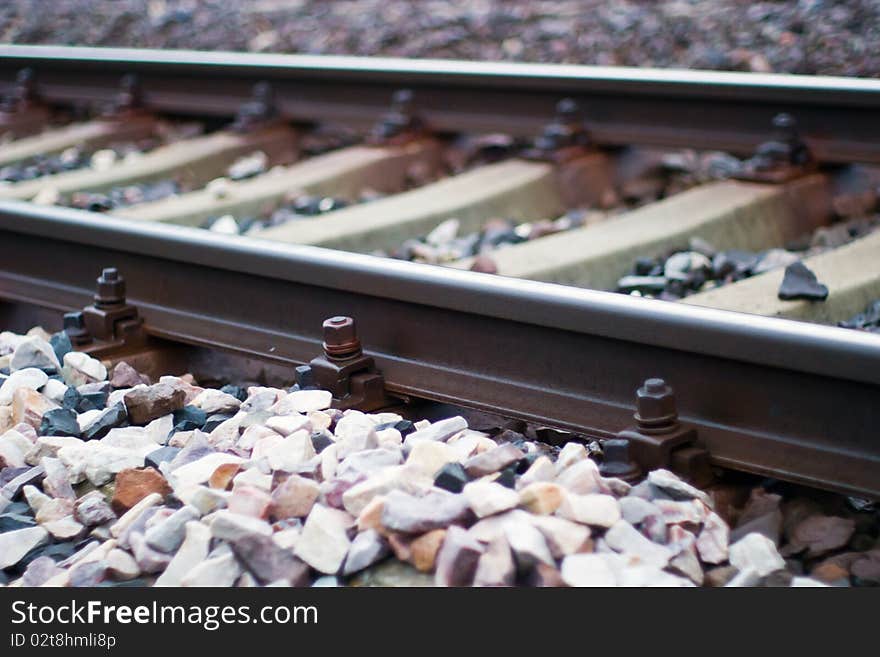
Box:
[145,446,181,470]
[172,405,207,432]
[81,403,128,441]
[39,408,80,437]
[434,462,468,493]
[49,331,72,366]
[0,513,36,533]
[778,262,829,301]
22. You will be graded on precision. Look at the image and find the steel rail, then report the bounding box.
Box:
[1,45,880,163]
[0,201,878,498]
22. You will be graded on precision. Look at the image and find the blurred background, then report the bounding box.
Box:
[0,0,877,77]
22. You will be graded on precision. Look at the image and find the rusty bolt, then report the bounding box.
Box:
[772,112,796,140]
[94,267,126,307]
[63,311,91,345]
[556,98,579,121]
[322,316,362,359]
[391,88,414,114]
[598,438,642,482]
[634,377,678,432]
[372,89,421,141]
[115,73,143,112]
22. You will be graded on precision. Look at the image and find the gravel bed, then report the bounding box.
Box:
[840,299,880,333]
[1,325,877,587]
[2,1,880,78]
[616,214,880,301]
[204,190,374,236]
[381,148,738,268]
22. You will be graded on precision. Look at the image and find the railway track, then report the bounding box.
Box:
[0,46,878,588]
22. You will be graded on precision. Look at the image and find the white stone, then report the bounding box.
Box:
[0,429,32,468]
[320,443,338,480]
[604,519,674,568]
[209,510,273,542]
[375,427,402,448]
[10,336,60,373]
[529,515,591,558]
[43,515,84,540]
[647,469,712,506]
[175,485,228,516]
[272,526,302,550]
[402,416,468,452]
[265,414,311,437]
[167,452,244,488]
[0,368,48,404]
[75,409,103,433]
[57,441,146,486]
[561,553,617,587]
[615,564,694,587]
[191,388,241,415]
[446,431,483,461]
[280,389,332,413]
[61,351,107,386]
[41,379,68,404]
[307,410,332,432]
[145,414,174,445]
[294,504,353,574]
[619,496,661,525]
[97,426,165,453]
[338,447,402,477]
[791,576,829,587]
[729,532,785,577]
[724,567,762,587]
[181,552,242,587]
[516,455,555,489]
[555,458,605,494]
[335,429,379,459]
[557,493,621,528]
[341,465,432,516]
[0,330,27,354]
[265,430,316,471]
[25,436,82,465]
[110,493,162,538]
[405,440,458,477]
[463,480,520,518]
[333,411,376,440]
[232,467,272,492]
[23,485,51,514]
[343,529,389,575]
[241,425,280,454]
[156,521,212,586]
[555,442,588,472]
[144,505,199,553]
[105,548,140,580]
[503,515,555,567]
[696,511,730,564]
[0,526,49,569]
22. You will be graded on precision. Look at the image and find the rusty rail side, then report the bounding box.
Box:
[1,201,879,497]
[1,46,880,163]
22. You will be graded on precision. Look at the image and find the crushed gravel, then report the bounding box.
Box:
[1,1,880,78]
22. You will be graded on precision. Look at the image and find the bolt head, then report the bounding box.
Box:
[773,112,795,130]
[635,377,677,423]
[392,89,413,109]
[556,98,579,119]
[322,316,361,357]
[95,267,125,305]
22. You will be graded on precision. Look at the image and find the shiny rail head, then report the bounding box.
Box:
[1,199,880,387]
